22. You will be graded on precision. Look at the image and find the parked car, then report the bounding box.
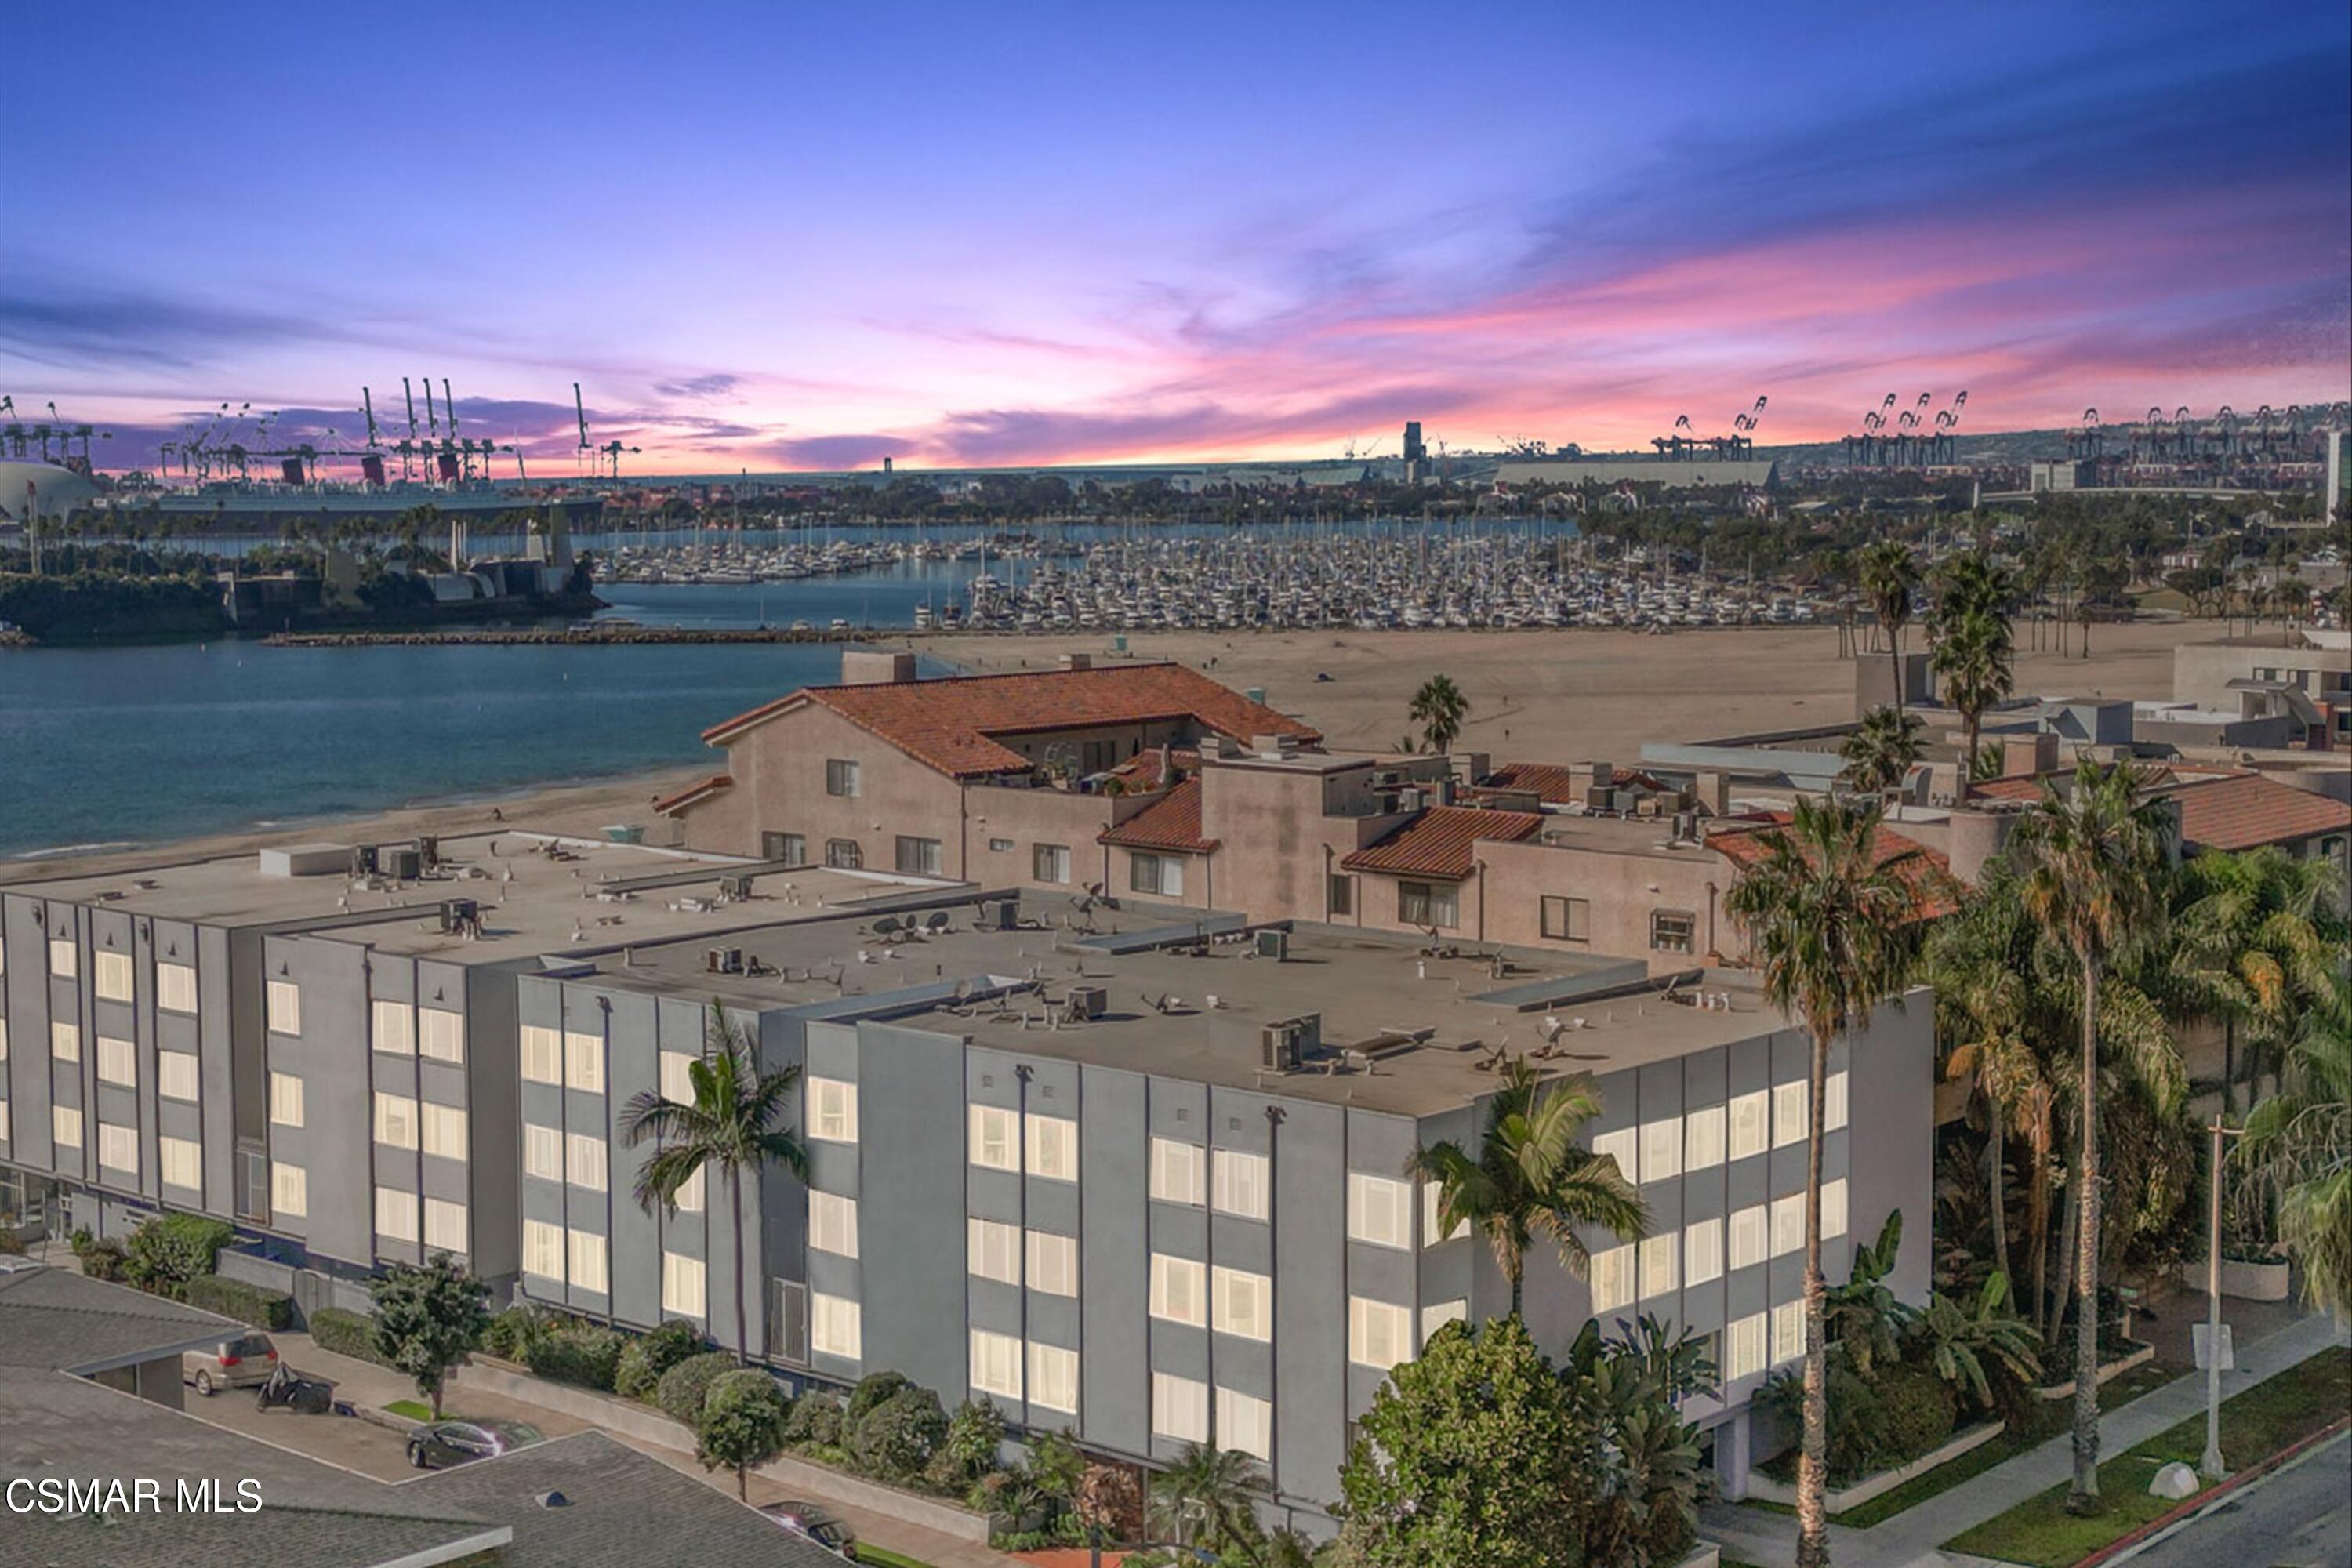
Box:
[183,1332,279,1397]
[756,1501,857,1559]
[405,1418,545,1470]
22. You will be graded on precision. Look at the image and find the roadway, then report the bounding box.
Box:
[2126,1431,2350,1568]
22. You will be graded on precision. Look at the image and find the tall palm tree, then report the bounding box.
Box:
[2234,973,2352,1319]
[1724,797,1922,1568]
[1407,1059,1646,1320]
[2012,760,2170,1514]
[1856,539,1920,703]
[621,1002,810,1365]
[1929,554,2016,804]
[1407,673,1471,754]
[1149,1443,1266,1565]
[2174,846,2347,1113]
[1839,705,1926,797]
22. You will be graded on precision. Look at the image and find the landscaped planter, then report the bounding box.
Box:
[1744,1420,2006,1516]
[2036,1338,2157,1401]
[2218,1256,2292,1302]
[1672,1541,1722,1568]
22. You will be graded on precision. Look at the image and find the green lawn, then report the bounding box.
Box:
[1944,1346,2352,1568]
[851,1548,936,1568]
[386,1399,436,1421]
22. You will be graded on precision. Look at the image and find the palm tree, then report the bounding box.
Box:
[1856,539,1921,702]
[2012,760,2171,1514]
[620,1002,810,1365]
[1929,557,2016,804]
[1407,673,1471,754]
[2173,846,2347,1113]
[1723,797,1922,1568]
[1149,1443,1266,1565]
[2234,974,2352,1319]
[1839,706,1926,797]
[1407,1058,1646,1319]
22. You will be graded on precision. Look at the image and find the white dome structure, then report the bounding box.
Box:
[0,459,100,524]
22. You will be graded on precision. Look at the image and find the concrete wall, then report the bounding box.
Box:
[1475,838,1727,969]
[964,782,1116,891]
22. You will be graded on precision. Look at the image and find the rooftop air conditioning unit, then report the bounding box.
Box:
[724,948,745,974]
[415,836,440,869]
[719,873,754,900]
[1254,928,1289,962]
[985,898,1018,930]
[705,947,727,973]
[1261,1021,1306,1072]
[1585,786,1616,812]
[1068,985,1107,1020]
[1396,787,1424,814]
[438,898,481,934]
[1671,811,1699,843]
[383,847,423,881]
[351,845,379,877]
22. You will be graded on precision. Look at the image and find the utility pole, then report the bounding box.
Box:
[2201,1114,2244,1480]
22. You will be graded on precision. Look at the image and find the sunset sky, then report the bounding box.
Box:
[4,1,2347,474]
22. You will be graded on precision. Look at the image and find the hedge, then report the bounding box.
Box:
[184,1274,295,1331]
[658,1350,742,1428]
[310,1306,391,1367]
[616,1319,710,1401]
[524,1323,625,1392]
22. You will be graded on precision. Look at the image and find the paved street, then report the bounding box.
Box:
[2126,1432,2350,1568]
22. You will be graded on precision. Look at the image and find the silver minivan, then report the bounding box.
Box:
[182,1331,280,1396]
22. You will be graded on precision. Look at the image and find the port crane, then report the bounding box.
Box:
[574,382,637,479]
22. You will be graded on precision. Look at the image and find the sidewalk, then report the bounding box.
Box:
[1697,1308,2351,1568]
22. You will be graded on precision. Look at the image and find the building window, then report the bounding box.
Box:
[267,979,301,1035]
[1212,1149,1269,1221]
[1029,1342,1080,1414]
[99,1121,139,1175]
[372,1000,416,1055]
[1591,1243,1635,1315]
[0,1017,7,1063]
[1348,1296,1414,1370]
[564,1031,604,1093]
[160,1136,201,1191]
[422,1102,467,1161]
[1770,1193,1804,1258]
[269,1072,305,1128]
[1348,1173,1414,1250]
[1327,873,1355,917]
[1150,1253,1207,1326]
[968,1218,1021,1286]
[1152,1372,1210,1443]
[1540,895,1591,942]
[676,1166,704,1213]
[662,1252,708,1317]
[1398,880,1457,928]
[1650,909,1697,954]
[1422,1181,1469,1244]
[1033,844,1072,884]
[1686,1105,1726,1171]
[1773,1080,1809,1148]
[375,1186,419,1243]
[51,1022,80,1062]
[96,1035,136,1088]
[1025,1114,1079,1181]
[1771,1300,1805,1367]
[49,937,77,978]
[1211,1265,1272,1341]
[808,1076,858,1142]
[1823,1178,1849,1240]
[95,949,134,1003]
[660,1050,695,1104]
[158,1051,199,1102]
[1727,1090,1769,1160]
[825,839,864,870]
[968,1105,1018,1171]
[1150,1137,1206,1206]
[158,961,198,1014]
[1825,1070,1849,1131]
[271,1160,307,1218]
[419,1008,463,1063]
[1726,1312,1767,1381]
[988,837,1014,854]
[1591,1125,1638,1185]
[1730,1204,1768,1270]
[895,836,944,876]
[810,1191,859,1258]
[373,1091,419,1150]
[524,1123,563,1181]
[523,1219,564,1280]
[825,758,861,797]
[1025,1231,1078,1297]
[1129,851,1185,898]
[425,1197,468,1254]
[521,1025,561,1083]
[1686,1217,1724,1286]
[811,1293,862,1360]
[567,1133,608,1192]
[762,832,807,866]
[1421,1299,1468,1344]
[970,1330,1022,1400]
[1639,1233,1679,1299]
[1218,1388,1272,1461]
[568,1229,609,1294]
[1640,1118,1682,1183]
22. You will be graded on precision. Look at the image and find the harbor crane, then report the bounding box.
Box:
[573,382,636,480]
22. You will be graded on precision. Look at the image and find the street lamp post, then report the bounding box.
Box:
[2201,1113,2245,1481]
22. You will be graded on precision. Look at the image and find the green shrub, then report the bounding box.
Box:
[310,1307,391,1366]
[122,1214,234,1299]
[1875,1361,1958,1463]
[76,1237,129,1283]
[849,1385,948,1481]
[616,1319,710,1401]
[657,1351,742,1428]
[698,1370,792,1497]
[481,1304,551,1361]
[783,1391,844,1448]
[524,1323,624,1391]
[942,1397,1007,1481]
[846,1369,913,1422]
[184,1274,295,1330]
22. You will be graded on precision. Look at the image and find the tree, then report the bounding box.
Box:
[2234,972,2352,1319]
[1407,1059,1646,1319]
[1407,673,1471,753]
[2013,760,2172,1514]
[370,1255,491,1419]
[1907,1272,2042,1414]
[1839,706,1926,796]
[696,1367,791,1499]
[1723,797,1922,1568]
[2173,846,2347,1114]
[1856,539,1920,700]
[1148,1443,1268,1565]
[1929,556,2015,804]
[621,1002,811,1365]
[1822,1212,1911,1377]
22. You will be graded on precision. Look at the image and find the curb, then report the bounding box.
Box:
[2074,1415,2351,1568]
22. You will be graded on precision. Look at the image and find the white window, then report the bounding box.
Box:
[1726,1312,1767,1381]
[810,1191,860,1258]
[51,1022,80,1062]
[0,1102,9,1142]
[676,1165,705,1213]
[372,999,416,1055]
[1347,1172,1414,1250]
[564,1030,604,1093]
[270,1072,305,1127]
[1218,1388,1272,1461]
[895,836,945,876]
[271,1160,307,1217]
[424,1198,469,1254]
[1825,1070,1849,1131]
[0,1017,7,1061]
[811,1293,862,1360]
[1592,1126,1638,1185]
[662,1251,708,1317]
[1033,843,1073,884]
[158,1051,199,1102]
[159,1136,201,1190]
[521,1025,561,1083]
[1773,1080,1809,1148]
[969,1218,1022,1286]
[1152,1371,1210,1443]
[523,1218,564,1280]
[1640,1233,1679,1299]
[1422,1181,1469,1244]
[1150,1253,1207,1326]
[825,758,862,798]
[660,1049,695,1104]
[158,961,198,1014]
[1150,1136,1205,1206]
[1770,1193,1805,1258]
[419,1008,463,1063]
[1129,851,1185,898]
[1823,1178,1849,1240]
[1029,1342,1080,1414]
[373,1091,419,1150]
[1729,1204,1769,1270]
[1590,1243,1635,1315]
[524,1123,563,1181]
[1728,1090,1769,1160]
[1025,1114,1079,1181]
[96,1035,136,1088]
[968,1105,1018,1171]
[1686,1105,1726,1171]
[1421,1298,1468,1344]
[1640,1118,1683,1183]
[1772,1299,1806,1366]
[1348,1296,1413,1370]
[1398,880,1457,928]
[568,1229,608,1294]
[1212,1266,1272,1341]
[1025,1230,1078,1297]
[1212,1149,1269,1220]
[94,949,134,1003]
[267,979,301,1035]
[421,1102,467,1161]
[808,1076,858,1142]
[99,1121,139,1174]
[49,938,77,978]
[375,1185,419,1243]
[1686,1217,1724,1286]
[970,1329,1022,1399]
[567,1133,608,1192]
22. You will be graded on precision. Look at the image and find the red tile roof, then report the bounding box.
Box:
[1108,747,1199,789]
[1340,806,1544,880]
[1479,761,1667,804]
[701,664,1320,779]
[2158,771,2352,852]
[1708,815,1960,920]
[652,773,732,815]
[1099,777,1218,853]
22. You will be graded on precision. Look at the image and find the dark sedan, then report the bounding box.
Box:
[756,1501,858,1559]
[405,1417,545,1470]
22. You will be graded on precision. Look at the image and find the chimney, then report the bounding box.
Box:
[1945,808,2016,885]
[1059,652,1092,671]
[840,649,918,685]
